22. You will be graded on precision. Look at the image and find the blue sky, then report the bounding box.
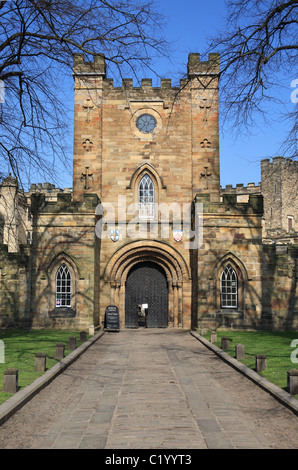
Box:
[156,0,295,188]
[55,0,295,190]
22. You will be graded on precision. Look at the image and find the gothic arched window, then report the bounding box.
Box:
[138,174,154,219]
[220,264,238,308]
[55,264,72,307]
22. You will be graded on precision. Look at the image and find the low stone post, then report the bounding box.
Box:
[256,354,267,372]
[221,337,230,351]
[68,337,76,350]
[210,332,217,343]
[4,368,18,393]
[200,328,207,336]
[89,325,95,336]
[235,344,245,360]
[287,369,298,395]
[35,353,46,372]
[55,342,65,360]
[80,331,87,342]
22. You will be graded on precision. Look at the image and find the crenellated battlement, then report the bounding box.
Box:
[220,182,261,194]
[104,77,187,91]
[73,52,219,91]
[187,52,220,77]
[73,53,106,76]
[261,157,298,187]
[195,192,263,215]
[103,77,194,96]
[220,182,261,204]
[26,183,72,202]
[261,156,298,172]
[72,50,221,203]
[30,191,99,214]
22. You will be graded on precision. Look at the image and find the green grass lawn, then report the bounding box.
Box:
[0,329,89,405]
[201,330,298,400]
[1,328,297,407]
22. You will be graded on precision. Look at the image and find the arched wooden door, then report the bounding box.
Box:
[125,261,168,328]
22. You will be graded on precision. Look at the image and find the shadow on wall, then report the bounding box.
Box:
[0,191,101,329]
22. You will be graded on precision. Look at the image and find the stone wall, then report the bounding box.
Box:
[28,192,100,329]
[72,52,220,204]
[0,175,30,252]
[0,53,296,332]
[0,245,31,327]
[70,52,221,330]
[261,245,298,329]
[194,193,264,329]
[261,157,298,239]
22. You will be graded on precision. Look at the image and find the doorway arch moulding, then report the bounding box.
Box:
[104,240,191,328]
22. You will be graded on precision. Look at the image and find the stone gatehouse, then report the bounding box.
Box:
[0,53,297,330]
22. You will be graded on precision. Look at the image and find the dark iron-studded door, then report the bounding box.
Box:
[125,261,168,328]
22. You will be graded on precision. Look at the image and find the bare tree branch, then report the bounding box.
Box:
[0,0,168,187]
[206,0,298,158]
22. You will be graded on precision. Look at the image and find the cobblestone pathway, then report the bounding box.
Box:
[0,330,297,449]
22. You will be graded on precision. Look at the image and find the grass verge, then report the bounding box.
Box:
[0,329,89,405]
[201,330,298,400]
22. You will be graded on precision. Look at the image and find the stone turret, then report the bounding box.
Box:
[73,53,106,77]
[187,53,220,77]
[0,174,20,252]
[261,157,298,240]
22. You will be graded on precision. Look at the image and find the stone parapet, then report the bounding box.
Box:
[194,192,264,216]
[73,53,106,77]
[221,182,261,194]
[30,192,99,214]
[187,52,220,77]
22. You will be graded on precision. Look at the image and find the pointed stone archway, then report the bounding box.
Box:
[104,240,191,328]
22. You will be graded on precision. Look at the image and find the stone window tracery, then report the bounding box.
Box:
[138,174,154,219]
[55,264,72,307]
[220,264,238,308]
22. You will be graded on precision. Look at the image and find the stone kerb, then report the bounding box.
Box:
[0,331,105,426]
[190,331,298,416]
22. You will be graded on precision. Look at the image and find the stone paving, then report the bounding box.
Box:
[0,329,297,449]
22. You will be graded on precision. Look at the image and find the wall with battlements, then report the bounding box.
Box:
[72,52,221,205]
[0,54,296,330]
[221,157,298,245]
[261,157,298,243]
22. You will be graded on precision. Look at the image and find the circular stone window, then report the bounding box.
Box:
[136,113,157,134]
[131,108,162,140]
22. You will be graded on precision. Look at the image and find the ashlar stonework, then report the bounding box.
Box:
[0,53,297,330]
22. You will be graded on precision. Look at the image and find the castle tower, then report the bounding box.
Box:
[0,52,295,331]
[0,174,22,252]
[69,52,222,328]
[261,156,298,237]
[72,52,221,203]
[187,53,220,202]
[72,54,106,201]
